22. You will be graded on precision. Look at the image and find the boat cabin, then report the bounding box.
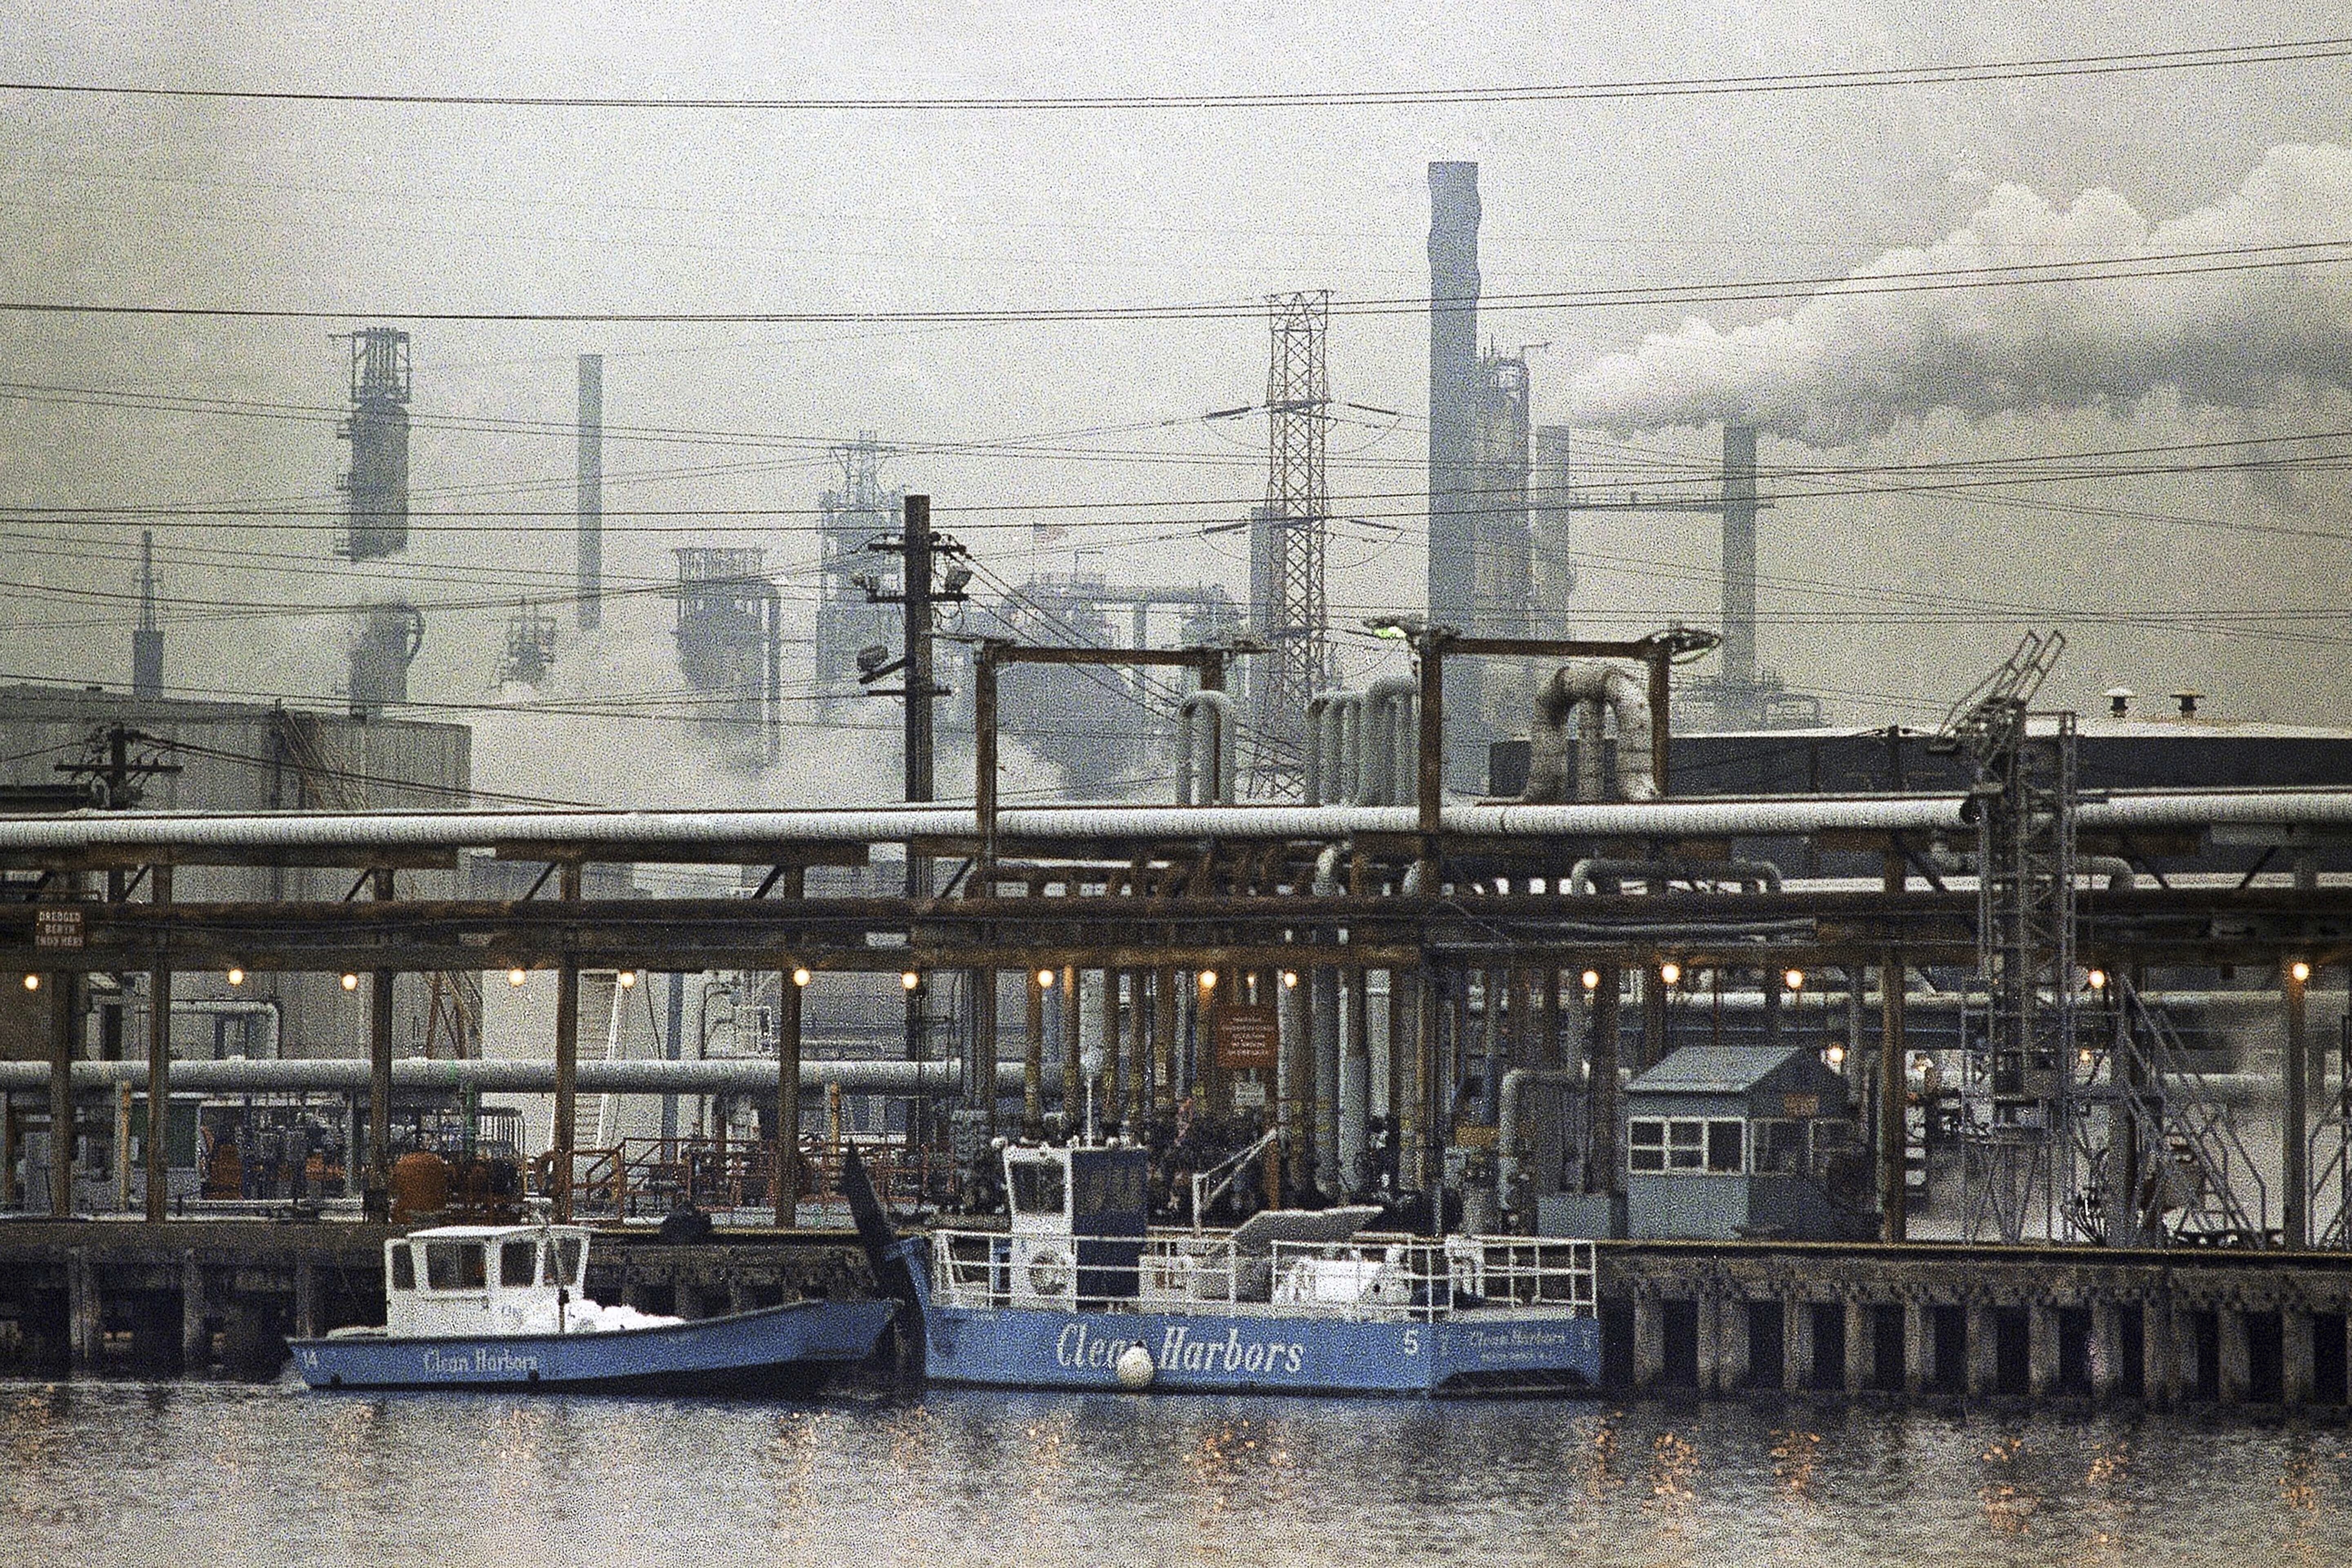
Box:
[384,1223,591,1337]
[1003,1143,1150,1307]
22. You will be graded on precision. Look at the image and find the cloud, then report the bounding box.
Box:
[1567,144,2352,443]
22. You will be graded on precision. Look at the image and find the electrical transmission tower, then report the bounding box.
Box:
[1249,290,1333,790]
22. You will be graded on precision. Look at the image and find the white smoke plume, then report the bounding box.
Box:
[1568,144,2352,444]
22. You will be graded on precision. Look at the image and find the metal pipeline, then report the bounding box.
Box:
[1175,692,1236,806]
[1497,1066,1581,1225]
[1305,691,1365,807]
[1361,675,1418,807]
[1566,857,1783,896]
[1523,661,1655,803]
[1930,844,2134,892]
[13,786,2352,858]
[169,999,283,1060]
[0,1057,1040,1097]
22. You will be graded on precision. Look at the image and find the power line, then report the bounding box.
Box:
[4,37,2343,112]
[4,240,2346,327]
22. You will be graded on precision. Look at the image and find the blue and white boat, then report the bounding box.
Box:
[289,1221,896,1395]
[897,1142,1600,1397]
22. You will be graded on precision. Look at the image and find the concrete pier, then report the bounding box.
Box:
[7,1221,2352,1411]
[1601,1240,2352,1410]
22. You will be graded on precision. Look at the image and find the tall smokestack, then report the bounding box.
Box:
[1530,425,1576,636]
[131,529,163,699]
[1720,424,1759,707]
[1426,160,1481,786]
[577,353,603,631]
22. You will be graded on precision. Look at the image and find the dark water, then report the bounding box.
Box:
[4,1379,2348,1567]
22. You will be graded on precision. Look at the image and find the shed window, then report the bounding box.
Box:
[390,1246,415,1291]
[1630,1116,1747,1175]
[1754,1118,1807,1176]
[500,1241,539,1288]
[554,1237,584,1287]
[424,1241,487,1292]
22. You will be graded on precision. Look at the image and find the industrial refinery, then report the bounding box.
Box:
[2,10,2351,1564]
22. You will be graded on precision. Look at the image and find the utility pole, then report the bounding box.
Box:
[859,496,972,1156]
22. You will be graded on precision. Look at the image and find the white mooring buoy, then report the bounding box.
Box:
[1114,1344,1155,1390]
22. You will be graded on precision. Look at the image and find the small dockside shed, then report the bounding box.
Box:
[1623,1046,1876,1241]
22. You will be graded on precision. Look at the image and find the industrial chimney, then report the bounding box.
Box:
[335,327,411,561]
[1426,160,1482,786]
[578,353,603,631]
[1530,426,1577,633]
[348,601,425,719]
[1720,424,1759,708]
[131,530,163,699]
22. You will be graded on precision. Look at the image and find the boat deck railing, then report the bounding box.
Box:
[930,1228,1596,1322]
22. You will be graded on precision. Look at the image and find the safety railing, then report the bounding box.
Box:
[531,1136,939,1220]
[930,1227,1595,1322]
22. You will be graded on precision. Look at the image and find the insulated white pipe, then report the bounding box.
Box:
[0,797,1967,851]
[6,787,2352,857]
[1524,661,1655,803]
[169,1000,282,1060]
[1176,692,1236,806]
[1364,675,1417,806]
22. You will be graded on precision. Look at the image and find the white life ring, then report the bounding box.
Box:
[1025,1248,1073,1296]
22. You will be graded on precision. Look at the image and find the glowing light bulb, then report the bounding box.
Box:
[21,974,38,992]
[791,967,812,989]
[225,967,245,987]
[1783,969,1806,993]
[2290,960,2312,984]
[1826,1045,1846,1067]
[1036,968,1056,989]
[1281,971,1299,989]
[508,967,528,988]
[2086,968,2107,992]
[1658,962,1682,988]
[340,973,359,992]
[1580,969,1601,992]
[900,969,922,991]
[617,970,637,990]
[1198,970,1218,993]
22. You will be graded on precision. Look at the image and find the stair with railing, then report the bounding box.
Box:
[2112,977,2268,1244]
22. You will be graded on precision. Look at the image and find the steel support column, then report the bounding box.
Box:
[365,867,396,1218]
[144,864,172,1222]
[777,956,804,1230]
[2285,965,2310,1250]
[1341,966,1370,1194]
[975,968,999,1140]
[1881,953,1908,1242]
[551,862,581,1224]
[48,967,72,1218]
[1590,967,1621,1196]
[1024,967,1047,1141]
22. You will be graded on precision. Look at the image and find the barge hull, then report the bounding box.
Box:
[921,1305,1600,1396]
[289,1298,895,1393]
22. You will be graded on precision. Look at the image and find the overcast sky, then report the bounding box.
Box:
[2,4,2348,805]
